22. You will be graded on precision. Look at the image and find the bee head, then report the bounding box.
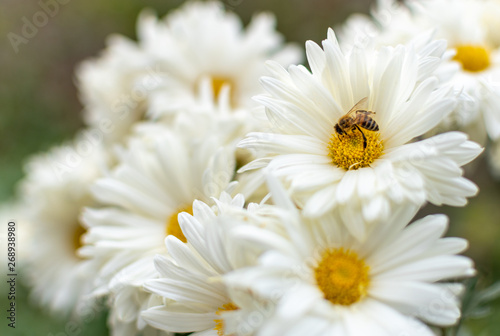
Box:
[339,116,352,129]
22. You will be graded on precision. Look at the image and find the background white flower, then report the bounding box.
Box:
[19,134,110,315]
[239,28,482,240]
[76,1,301,145]
[80,115,240,335]
[139,1,301,117]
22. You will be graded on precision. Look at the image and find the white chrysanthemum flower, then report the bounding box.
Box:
[222,178,475,336]
[239,29,482,240]
[77,1,301,144]
[141,193,280,335]
[140,1,301,117]
[340,0,500,141]
[80,116,240,335]
[19,134,110,315]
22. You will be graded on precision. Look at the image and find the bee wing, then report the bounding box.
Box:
[346,97,368,116]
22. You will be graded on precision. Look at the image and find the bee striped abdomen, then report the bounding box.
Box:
[363,118,379,131]
[355,113,379,131]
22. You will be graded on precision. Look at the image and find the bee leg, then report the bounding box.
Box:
[354,124,367,149]
[334,123,344,135]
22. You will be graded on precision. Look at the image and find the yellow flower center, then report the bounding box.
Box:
[214,302,239,336]
[328,128,383,170]
[211,77,235,104]
[453,45,491,72]
[166,205,193,243]
[314,248,370,306]
[72,222,86,256]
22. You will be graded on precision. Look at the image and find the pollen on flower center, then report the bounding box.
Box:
[72,222,86,255]
[328,129,383,170]
[453,45,491,72]
[314,248,370,306]
[214,302,239,336]
[166,205,193,243]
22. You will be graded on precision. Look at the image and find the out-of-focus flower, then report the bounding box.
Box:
[80,114,241,335]
[140,1,301,117]
[19,133,110,315]
[239,28,482,240]
[77,1,301,145]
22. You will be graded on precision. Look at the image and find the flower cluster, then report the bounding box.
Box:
[17,1,499,335]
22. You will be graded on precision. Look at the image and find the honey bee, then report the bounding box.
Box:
[334,97,379,149]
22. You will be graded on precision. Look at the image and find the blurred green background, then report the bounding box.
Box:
[1,0,500,335]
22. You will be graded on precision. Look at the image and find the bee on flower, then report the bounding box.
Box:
[239,28,482,240]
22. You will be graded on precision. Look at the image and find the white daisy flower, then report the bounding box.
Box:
[141,192,280,335]
[18,134,110,315]
[340,0,500,141]
[80,116,240,335]
[140,1,301,117]
[223,177,476,336]
[77,1,301,144]
[239,28,482,240]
